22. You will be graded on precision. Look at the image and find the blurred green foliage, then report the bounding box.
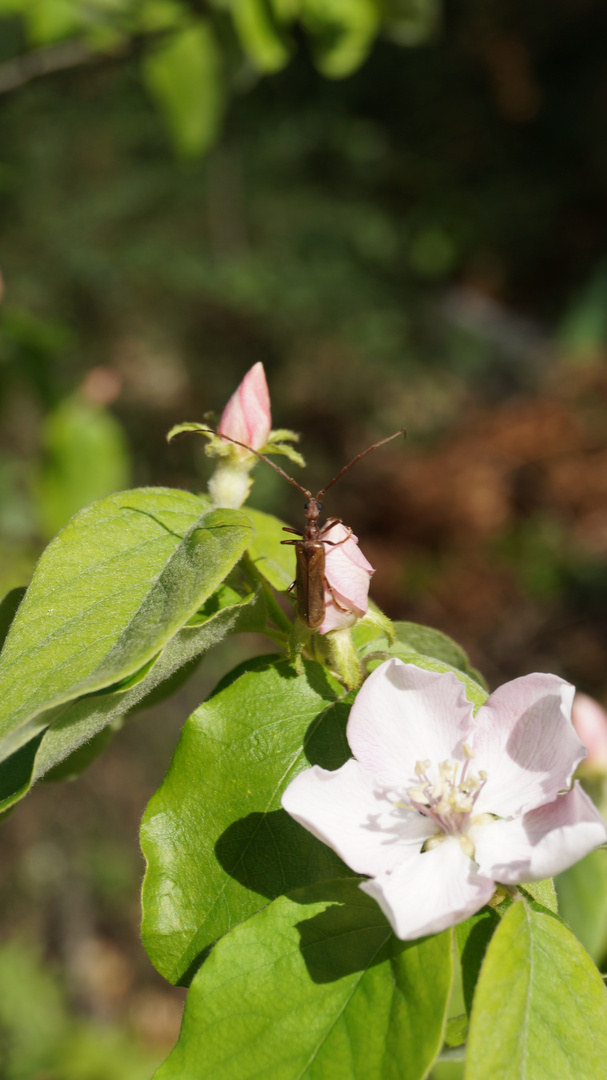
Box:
[0,0,439,156]
[0,940,164,1079]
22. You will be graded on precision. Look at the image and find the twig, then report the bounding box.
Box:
[0,37,126,95]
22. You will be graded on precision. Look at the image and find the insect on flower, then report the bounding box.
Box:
[203,427,405,631]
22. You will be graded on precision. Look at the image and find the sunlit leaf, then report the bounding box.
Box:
[0,489,251,762]
[141,658,353,984]
[154,879,452,1080]
[465,901,607,1079]
[0,585,265,809]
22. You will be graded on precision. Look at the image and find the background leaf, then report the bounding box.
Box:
[143,20,225,157]
[246,507,296,591]
[0,490,252,762]
[302,0,380,78]
[141,658,354,985]
[393,621,487,688]
[34,395,131,540]
[231,0,292,73]
[555,849,607,961]
[465,901,607,1079]
[154,878,452,1080]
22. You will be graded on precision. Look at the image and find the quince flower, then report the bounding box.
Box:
[319,522,374,634]
[282,658,607,939]
[571,693,607,776]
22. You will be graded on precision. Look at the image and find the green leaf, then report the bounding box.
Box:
[393,621,487,688]
[41,719,122,783]
[465,902,607,1080]
[141,658,353,985]
[556,849,607,961]
[520,878,558,914]
[154,879,453,1080]
[302,0,380,78]
[246,507,296,591]
[143,20,225,158]
[231,0,292,73]
[445,1014,468,1048]
[34,396,131,540]
[362,643,489,710]
[0,489,252,762]
[0,586,265,811]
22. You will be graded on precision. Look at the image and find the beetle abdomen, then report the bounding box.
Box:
[295,541,325,628]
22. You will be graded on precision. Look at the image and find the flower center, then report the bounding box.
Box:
[401,744,490,857]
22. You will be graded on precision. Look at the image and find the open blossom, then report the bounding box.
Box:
[282,658,607,939]
[218,362,271,458]
[572,692,607,775]
[319,522,374,634]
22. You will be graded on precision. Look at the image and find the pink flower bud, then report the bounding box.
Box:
[319,522,374,634]
[218,362,271,456]
[571,693,607,775]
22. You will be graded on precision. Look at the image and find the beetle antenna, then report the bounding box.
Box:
[315,428,406,499]
[201,429,312,498]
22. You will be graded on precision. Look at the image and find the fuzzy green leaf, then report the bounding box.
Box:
[0,586,264,810]
[0,489,252,762]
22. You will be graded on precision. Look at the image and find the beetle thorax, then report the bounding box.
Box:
[303,496,323,540]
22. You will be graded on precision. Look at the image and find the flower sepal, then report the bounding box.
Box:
[323,626,363,691]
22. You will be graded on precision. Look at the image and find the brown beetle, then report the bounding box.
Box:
[206,428,405,629]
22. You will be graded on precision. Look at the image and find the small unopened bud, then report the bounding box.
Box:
[218,362,271,459]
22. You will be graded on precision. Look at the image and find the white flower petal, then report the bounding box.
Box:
[471,782,607,884]
[281,759,437,877]
[472,673,584,817]
[360,838,496,940]
[346,659,475,788]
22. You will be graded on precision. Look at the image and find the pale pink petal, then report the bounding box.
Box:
[281,759,438,877]
[324,525,373,614]
[346,659,475,789]
[472,673,584,818]
[218,362,271,452]
[471,782,607,884]
[318,601,358,634]
[360,838,496,940]
[572,693,607,774]
[318,523,374,634]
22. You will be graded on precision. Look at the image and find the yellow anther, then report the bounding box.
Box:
[463,743,474,759]
[407,785,427,804]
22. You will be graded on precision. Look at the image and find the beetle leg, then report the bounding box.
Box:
[325,581,351,612]
[286,581,296,594]
[322,526,353,548]
[282,526,303,536]
[280,539,299,546]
